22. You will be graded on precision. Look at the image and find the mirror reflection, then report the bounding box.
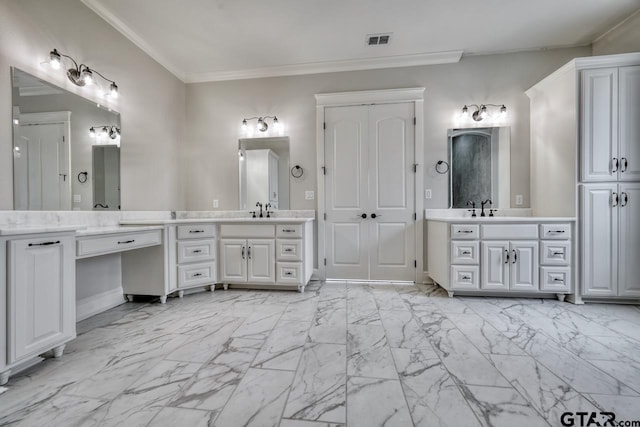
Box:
[448,127,510,209]
[239,137,290,210]
[11,67,121,210]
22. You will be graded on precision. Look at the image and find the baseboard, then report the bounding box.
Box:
[423,271,433,284]
[76,287,126,321]
[311,268,320,281]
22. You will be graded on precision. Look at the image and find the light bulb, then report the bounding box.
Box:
[109,82,118,98]
[480,105,487,118]
[89,127,96,137]
[13,119,19,125]
[49,49,61,70]
[462,105,469,117]
[101,126,108,137]
[82,68,94,85]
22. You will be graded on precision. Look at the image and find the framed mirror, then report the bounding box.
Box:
[238,136,290,210]
[448,127,510,209]
[11,67,121,210]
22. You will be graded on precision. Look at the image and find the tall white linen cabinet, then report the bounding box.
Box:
[527,53,640,302]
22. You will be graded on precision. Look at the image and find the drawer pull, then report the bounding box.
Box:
[284,271,293,276]
[118,239,135,244]
[284,248,293,252]
[457,230,473,234]
[28,240,60,247]
[282,229,296,233]
[192,273,203,278]
[192,249,203,254]
[549,230,565,234]
[461,250,471,255]
[552,251,564,256]
[553,278,564,282]
[189,230,204,234]
[462,275,471,280]
[512,249,517,264]
[504,249,510,264]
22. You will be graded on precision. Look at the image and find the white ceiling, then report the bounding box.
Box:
[82,0,640,83]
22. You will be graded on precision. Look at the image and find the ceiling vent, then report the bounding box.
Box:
[366,33,392,46]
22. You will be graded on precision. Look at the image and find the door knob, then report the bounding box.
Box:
[371,213,377,219]
[361,213,367,219]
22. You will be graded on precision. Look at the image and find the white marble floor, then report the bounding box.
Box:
[1,282,640,426]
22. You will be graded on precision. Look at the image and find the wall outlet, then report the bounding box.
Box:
[73,194,81,203]
[425,189,432,199]
[213,199,219,208]
[515,194,523,206]
[305,191,315,200]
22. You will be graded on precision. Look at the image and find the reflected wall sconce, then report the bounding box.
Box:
[89,125,120,140]
[44,48,119,98]
[461,104,507,122]
[242,116,282,133]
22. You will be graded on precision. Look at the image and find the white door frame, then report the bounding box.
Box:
[315,88,425,282]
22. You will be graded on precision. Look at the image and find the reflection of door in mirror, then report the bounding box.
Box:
[246,149,279,209]
[13,111,71,210]
[92,146,120,210]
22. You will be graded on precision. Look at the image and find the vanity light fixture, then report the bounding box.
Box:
[242,116,281,133]
[89,125,120,140]
[462,104,507,122]
[44,49,119,98]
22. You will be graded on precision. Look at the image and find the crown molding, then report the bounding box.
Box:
[185,51,463,83]
[81,0,186,81]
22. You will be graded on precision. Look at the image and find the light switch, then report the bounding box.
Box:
[305,191,315,200]
[425,189,432,199]
[73,194,81,203]
[515,194,523,206]
[213,199,219,208]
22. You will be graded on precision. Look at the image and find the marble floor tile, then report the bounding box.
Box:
[0,393,109,426]
[347,324,397,379]
[379,309,433,350]
[214,368,295,427]
[346,376,413,427]
[308,307,347,345]
[148,406,215,427]
[283,343,347,423]
[586,394,640,420]
[279,420,344,427]
[165,317,245,363]
[231,306,285,340]
[446,312,526,355]
[588,359,640,394]
[252,320,310,370]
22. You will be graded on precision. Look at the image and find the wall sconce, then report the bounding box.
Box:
[242,116,282,133]
[462,104,507,122]
[89,125,120,140]
[44,48,119,98]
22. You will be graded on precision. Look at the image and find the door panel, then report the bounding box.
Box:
[619,66,640,182]
[482,241,509,290]
[247,239,275,283]
[510,241,539,291]
[581,184,618,296]
[219,239,247,283]
[619,183,640,297]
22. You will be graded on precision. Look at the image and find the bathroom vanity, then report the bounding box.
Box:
[427,216,574,300]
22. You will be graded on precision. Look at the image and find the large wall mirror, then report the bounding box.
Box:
[239,137,290,210]
[448,127,510,209]
[11,67,121,210]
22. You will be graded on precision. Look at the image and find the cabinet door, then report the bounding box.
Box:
[581,184,618,296]
[581,68,618,182]
[8,236,75,364]
[619,183,640,297]
[481,241,509,290]
[509,241,539,291]
[247,239,275,283]
[219,239,247,283]
[619,66,640,182]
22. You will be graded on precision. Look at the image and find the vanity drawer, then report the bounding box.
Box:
[178,262,217,288]
[276,224,302,238]
[177,224,216,239]
[450,265,480,290]
[220,224,275,238]
[451,241,479,264]
[540,224,572,239]
[540,266,571,292]
[450,224,479,239]
[276,262,304,285]
[481,224,538,239]
[77,230,162,258]
[177,239,216,264]
[540,241,571,265]
[276,239,303,262]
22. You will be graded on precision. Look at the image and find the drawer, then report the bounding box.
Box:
[451,241,479,264]
[77,230,162,258]
[540,266,571,292]
[481,224,538,239]
[540,224,572,239]
[178,262,217,288]
[177,224,216,239]
[450,224,479,239]
[276,239,303,262]
[276,224,302,238]
[220,224,275,238]
[277,262,304,285]
[177,239,216,264]
[450,265,480,290]
[540,241,571,265]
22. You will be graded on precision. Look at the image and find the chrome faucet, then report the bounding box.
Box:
[265,203,272,218]
[467,201,477,217]
[256,202,263,218]
[480,199,492,217]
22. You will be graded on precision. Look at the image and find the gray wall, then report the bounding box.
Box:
[0,0,186,210]
[184,47,591,211]
[593,10,640,56]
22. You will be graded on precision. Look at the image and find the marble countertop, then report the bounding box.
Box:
[76,225,165,237]
[425,216,576,223]
[121,217,315,225]
[0,224,85,236]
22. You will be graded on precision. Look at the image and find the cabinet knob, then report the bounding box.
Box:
[285,271,293,276]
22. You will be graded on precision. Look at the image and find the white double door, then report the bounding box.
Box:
[325,103,415,281]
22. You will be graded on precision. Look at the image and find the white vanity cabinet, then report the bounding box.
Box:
[175,224,217,298]
[427,219,573,299]
[1,230,76,385]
